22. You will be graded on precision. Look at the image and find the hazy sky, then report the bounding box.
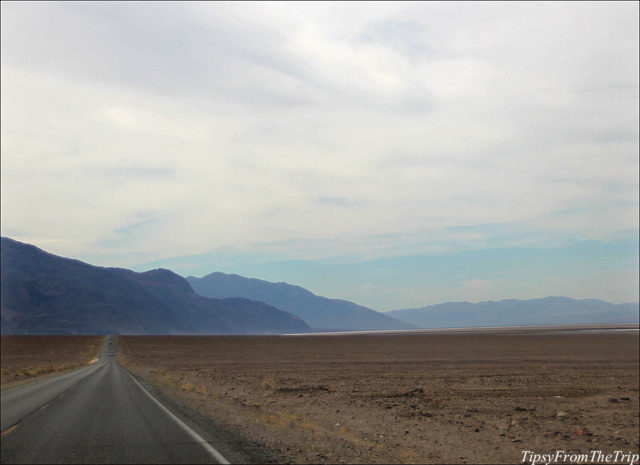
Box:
[2,2,638,310]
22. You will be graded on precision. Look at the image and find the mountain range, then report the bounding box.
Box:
[1,237,637,334]
[386,297,639,328]
[0,237,308,334]
[187,272,414,331]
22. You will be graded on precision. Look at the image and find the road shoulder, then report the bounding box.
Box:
[124,366,279,464]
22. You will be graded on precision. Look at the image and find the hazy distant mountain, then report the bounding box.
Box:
[187,272,415,331]
[0,237,309,334]
[386,297,640,328]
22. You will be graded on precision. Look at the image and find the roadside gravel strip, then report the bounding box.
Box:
[127,372,230,464]
[0,336,231,464]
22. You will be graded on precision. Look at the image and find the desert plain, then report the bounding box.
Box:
[115,329,640,464]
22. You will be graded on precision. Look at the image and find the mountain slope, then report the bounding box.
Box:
[386,297,640,328]
[0,237,309,334]
[186,272,415,331]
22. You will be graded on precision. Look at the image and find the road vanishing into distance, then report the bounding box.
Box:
[1,336,236,464]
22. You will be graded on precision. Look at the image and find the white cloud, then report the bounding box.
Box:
[1,1,638,268]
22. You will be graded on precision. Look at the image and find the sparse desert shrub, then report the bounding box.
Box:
[260,376,278,390]
[180,380,196,392]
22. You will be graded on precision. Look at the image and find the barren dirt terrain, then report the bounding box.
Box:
[118,331,639,464]
[1,335,103,390]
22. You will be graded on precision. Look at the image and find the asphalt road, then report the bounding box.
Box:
[1,336,231,464]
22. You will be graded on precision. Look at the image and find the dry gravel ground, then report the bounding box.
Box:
[1,335,103,390]
[117,331,639,464]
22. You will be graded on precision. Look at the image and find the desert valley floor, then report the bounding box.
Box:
[110,330,640,464]
[2,330,638,464]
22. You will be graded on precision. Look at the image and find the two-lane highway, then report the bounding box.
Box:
[1,336,231,464]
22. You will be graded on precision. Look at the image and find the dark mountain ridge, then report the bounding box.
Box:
[0,237,309,334]
[386,296,640,328]
[186,272,415,331]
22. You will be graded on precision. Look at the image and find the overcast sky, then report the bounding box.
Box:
[2,2,638,309]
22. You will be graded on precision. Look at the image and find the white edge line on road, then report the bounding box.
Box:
[127,372,231,465]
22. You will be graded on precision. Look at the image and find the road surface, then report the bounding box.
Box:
[1,336,234,464]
